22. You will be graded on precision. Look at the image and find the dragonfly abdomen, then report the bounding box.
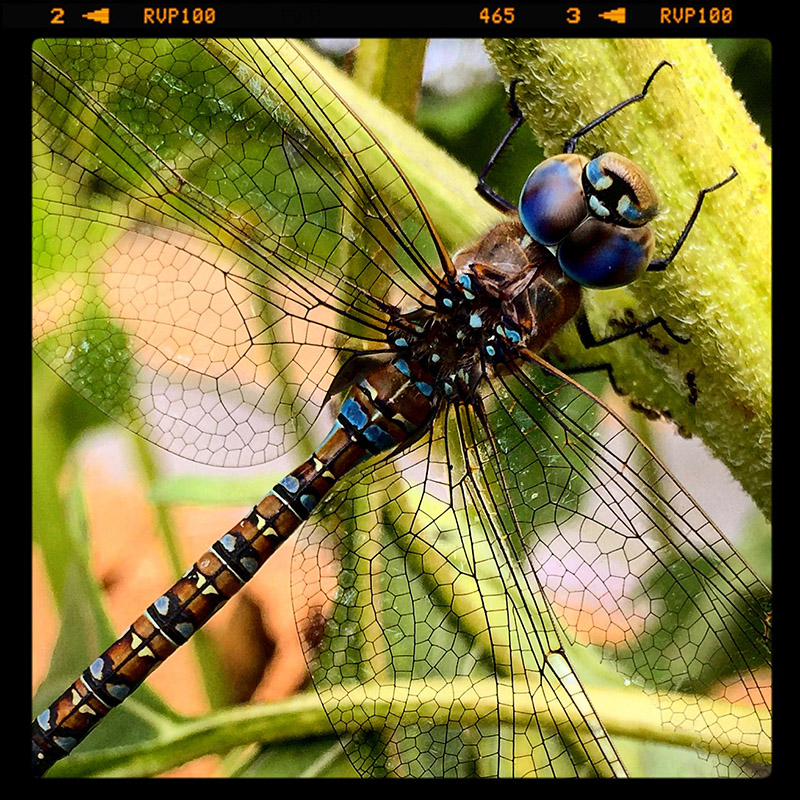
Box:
[32,355,438,776]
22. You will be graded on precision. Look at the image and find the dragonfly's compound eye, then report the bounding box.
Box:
[583,152,659,227]
[557,215,655,288]
[518,153,589,246]
[519,151,658,289]
[563,153,657,288]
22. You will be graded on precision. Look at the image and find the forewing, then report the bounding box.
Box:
[33,38,448,466]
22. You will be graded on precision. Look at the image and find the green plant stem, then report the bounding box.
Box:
[49,679,769,777]
[133,437,233,711]
[353,39,428,121]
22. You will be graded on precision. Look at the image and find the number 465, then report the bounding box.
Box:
[480,7,515,24]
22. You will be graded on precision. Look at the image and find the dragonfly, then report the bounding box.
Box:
[32,38,771,778]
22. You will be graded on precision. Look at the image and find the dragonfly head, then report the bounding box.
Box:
[518,153,657,290]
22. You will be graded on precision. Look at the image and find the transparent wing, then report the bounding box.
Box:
[293,405,627,778]
[33,38,449,466]
[292,358,770,778]
[483,354,771,773]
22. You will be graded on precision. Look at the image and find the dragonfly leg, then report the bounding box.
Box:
[560,359,695,409]
[563,61,672,154]
[564,310,689,398]
[476,79,525,213]
[559,360,626,395]
[647,168,738,271]
[575,307,690,350]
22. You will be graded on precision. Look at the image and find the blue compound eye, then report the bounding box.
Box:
[557,216,655,288]
[519,152,659,288]
[584,152,658,227]
[519,154,589,246]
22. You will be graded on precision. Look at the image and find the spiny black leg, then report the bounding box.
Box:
[476,79,525,213]
[647,168,738,271]
[564,61,672,154]
[562,361,626,395]
[575,308,690,349]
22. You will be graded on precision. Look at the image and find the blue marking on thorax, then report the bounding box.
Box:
[469,313,482,328]
[395,358,411,377]
[457,274,475,299]
[416,381,433,397]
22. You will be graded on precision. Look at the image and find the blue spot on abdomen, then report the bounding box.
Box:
[363,424,395,451]
[340,397,368,429]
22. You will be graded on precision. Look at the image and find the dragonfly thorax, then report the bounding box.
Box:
[386,218,583,403]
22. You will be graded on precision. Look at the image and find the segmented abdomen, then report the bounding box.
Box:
[33,356,438,775]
